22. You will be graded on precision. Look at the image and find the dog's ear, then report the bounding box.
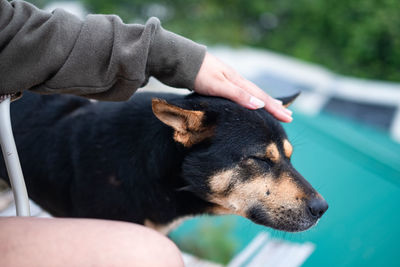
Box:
[152,98,214,147]
[276,92,301,108]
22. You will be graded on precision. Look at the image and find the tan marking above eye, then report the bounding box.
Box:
[266,143,280,162]
[283,139,293,158]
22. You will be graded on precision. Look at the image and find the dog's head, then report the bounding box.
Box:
[152,93,327,232]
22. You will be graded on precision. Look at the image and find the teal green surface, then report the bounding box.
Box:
[170,112,400,266]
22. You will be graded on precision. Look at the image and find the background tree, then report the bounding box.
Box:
[28,0,400,82]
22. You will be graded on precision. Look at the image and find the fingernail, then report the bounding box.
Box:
[274,99,283,105]
[250,96,265,109]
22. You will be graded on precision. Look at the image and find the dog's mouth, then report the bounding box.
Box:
[246,204,321,232]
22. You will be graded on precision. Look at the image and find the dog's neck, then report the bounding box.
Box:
[116,112,212,225]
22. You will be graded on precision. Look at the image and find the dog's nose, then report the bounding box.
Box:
[307,198,328,219]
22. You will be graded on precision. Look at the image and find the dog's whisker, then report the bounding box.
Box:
[176,185,195,192]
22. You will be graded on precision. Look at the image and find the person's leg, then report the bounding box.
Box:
[0,217,183,267]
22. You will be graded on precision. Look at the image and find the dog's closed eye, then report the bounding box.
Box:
[249,156,273,166]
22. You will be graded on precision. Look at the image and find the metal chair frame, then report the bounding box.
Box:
[0,96,30,216]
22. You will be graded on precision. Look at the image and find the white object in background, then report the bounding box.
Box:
[228,232,315,267]
[292,91,330,116]
[181,253,223,267]
[228,232,270,267]
[390,108,400,142]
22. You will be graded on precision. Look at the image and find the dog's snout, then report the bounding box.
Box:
[307,198,328,219]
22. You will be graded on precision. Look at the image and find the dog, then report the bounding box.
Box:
[0,91,327,234]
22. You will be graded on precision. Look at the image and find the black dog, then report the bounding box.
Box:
[0,91,327,234]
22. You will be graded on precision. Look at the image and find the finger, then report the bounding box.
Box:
[272,99,293,115]
[233,77,293,122]
[236,77,287,112]
[224,70,288,110]
[213,81,265,110]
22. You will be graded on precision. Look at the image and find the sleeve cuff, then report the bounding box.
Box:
[146,17,206,90]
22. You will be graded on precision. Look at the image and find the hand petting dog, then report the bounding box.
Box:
[194,52,293,123]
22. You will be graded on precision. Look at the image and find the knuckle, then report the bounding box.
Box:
[215,72,226,82]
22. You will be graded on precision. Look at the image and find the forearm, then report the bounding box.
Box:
[0,0,206,101]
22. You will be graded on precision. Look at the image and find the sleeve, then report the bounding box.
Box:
[0,0,206,101]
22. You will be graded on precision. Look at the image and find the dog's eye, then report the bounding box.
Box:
[249,156,273,165]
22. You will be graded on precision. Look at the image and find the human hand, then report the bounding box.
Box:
[194,52,293,122]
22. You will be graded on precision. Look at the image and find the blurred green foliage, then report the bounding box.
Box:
[81,0,400,82]
[171,219,239,265]
[27,0,400,81]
